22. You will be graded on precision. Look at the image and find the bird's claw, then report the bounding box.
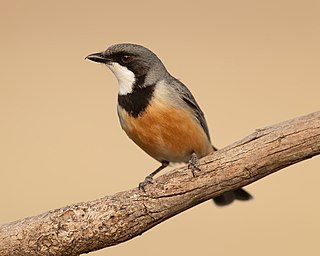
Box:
[138,175,153,192]
[188,153,200,177]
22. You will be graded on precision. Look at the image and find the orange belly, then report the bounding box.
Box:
[117,100,213,163]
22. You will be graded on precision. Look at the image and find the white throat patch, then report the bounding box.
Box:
[107,62,135,95]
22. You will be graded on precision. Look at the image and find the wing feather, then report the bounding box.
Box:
[171,79,211,142]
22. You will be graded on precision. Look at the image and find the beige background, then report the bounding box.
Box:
[1,0,320,255]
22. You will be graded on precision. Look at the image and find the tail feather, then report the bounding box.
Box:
[213,188,253,206]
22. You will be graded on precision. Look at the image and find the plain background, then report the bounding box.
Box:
[1,1,319,255]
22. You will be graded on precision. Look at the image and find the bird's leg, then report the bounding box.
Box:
[139,161,169,192]
[188,152,200,177]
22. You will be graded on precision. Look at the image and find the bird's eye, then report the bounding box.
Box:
[120,55,134,64]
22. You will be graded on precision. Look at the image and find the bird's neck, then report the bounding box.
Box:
[107,62,136,95]
[118,84,156,118]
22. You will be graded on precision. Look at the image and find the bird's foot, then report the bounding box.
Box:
[138,162,169,192]
[138,175,153,192]
[188,152,200,177]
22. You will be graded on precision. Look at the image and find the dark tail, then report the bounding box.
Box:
[213,188,253,206]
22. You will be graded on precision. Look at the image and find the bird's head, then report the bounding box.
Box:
[86,43,168,95]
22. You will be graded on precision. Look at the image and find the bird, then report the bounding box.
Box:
[86,43,252,206]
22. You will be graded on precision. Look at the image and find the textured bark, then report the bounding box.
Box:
[1,111,320,256]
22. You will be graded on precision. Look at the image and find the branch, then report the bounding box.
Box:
[1,111,320,256]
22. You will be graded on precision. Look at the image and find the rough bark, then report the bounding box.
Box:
[1,111,320,256]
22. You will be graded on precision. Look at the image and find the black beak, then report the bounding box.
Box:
[85,52,111,64]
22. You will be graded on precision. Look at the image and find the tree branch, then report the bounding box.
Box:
[1,111,320,256]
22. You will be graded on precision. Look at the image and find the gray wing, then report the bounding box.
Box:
[171,78,211,142]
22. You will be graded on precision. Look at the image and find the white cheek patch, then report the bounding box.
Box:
[107,62,135,95]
